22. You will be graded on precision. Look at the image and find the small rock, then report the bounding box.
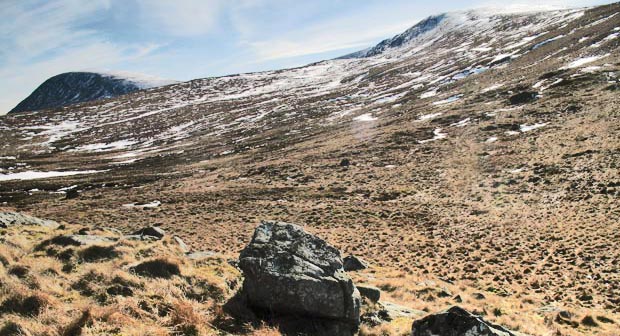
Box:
[343,255,368,271]
[123,234,160,242]
[50,235,116,246]
[411,306,521,336]
[437,289,452,298]
[472,292,486,300]
[0,212,59,229]
[361,311,384,327]
[340,158,351,167]
[380,301,425,319]
[173,236,189,252]
[186,251,218,260]
[357,285,381,302]
[508,91,537,105]
[65,189,80,200]
[132,226,165,239]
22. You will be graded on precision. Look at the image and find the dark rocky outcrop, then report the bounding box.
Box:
[508,91,538,105]
[343,255,368,271]
[131,226,166,239]
[238,221,361,335]
[411,306,522,336]
[0,212,59,229]
[341,14,446,58]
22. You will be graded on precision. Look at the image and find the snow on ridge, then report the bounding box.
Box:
[98,70,179,89]
[71,140,138,152]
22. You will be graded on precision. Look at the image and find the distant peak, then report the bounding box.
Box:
[9,71,178,114]
[339,14,447,59]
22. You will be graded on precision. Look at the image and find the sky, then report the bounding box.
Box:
[0,0,616,114]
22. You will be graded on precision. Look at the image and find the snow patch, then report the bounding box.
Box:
[0,170,103,181]
[482,84,503,93]
[451,118,471,127]
[353,113,378,122]
[418,128,447,143]
[520,123,548,132]
[417,112,443,121]
[420,90,438,99]
[562,54,610,69]
[122,200,161,208]
[432,95,462,105]
[73,140,138,152]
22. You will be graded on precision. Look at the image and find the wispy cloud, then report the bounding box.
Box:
[134,0,224,36]
[0,0,616,114]
[0,0,165,113]
[231,1,417,61]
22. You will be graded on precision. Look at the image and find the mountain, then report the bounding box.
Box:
[1,3,619,335]
[340,14,447,58]
[9,71,177,114]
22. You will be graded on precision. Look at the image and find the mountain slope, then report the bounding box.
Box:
[9,72,177,114]
[1,3,619,336]
[340,14,447,58]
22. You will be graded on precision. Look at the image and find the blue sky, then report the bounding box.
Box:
[0,0,615,114]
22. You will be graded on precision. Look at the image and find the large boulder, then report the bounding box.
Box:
[238,221,361,333]
[412,306,523,336]
[0,212,59,229]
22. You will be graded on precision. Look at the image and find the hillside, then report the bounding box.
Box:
[8,72,177,114]
[0,3,619,336]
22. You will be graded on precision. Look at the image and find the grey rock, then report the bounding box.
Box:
[472,292,486,300]
[50,235,116,246]
[380,301,425,319]
[173,236,189,252]
[132,226,165,239]
[411,306,523,336]
[0,212,59,229]
[186,251,218,260]
[239,221,361,331]
[343,255,368,271]
[358,285,381,302]
[123,235,160,242]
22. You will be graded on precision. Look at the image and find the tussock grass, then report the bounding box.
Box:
[0,222,243,335]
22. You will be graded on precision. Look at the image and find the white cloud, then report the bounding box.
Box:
[135,0,224,36]
[235,7,415,61]
[0,0,162,114]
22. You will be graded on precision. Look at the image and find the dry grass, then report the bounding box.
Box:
[0,223,242,336]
